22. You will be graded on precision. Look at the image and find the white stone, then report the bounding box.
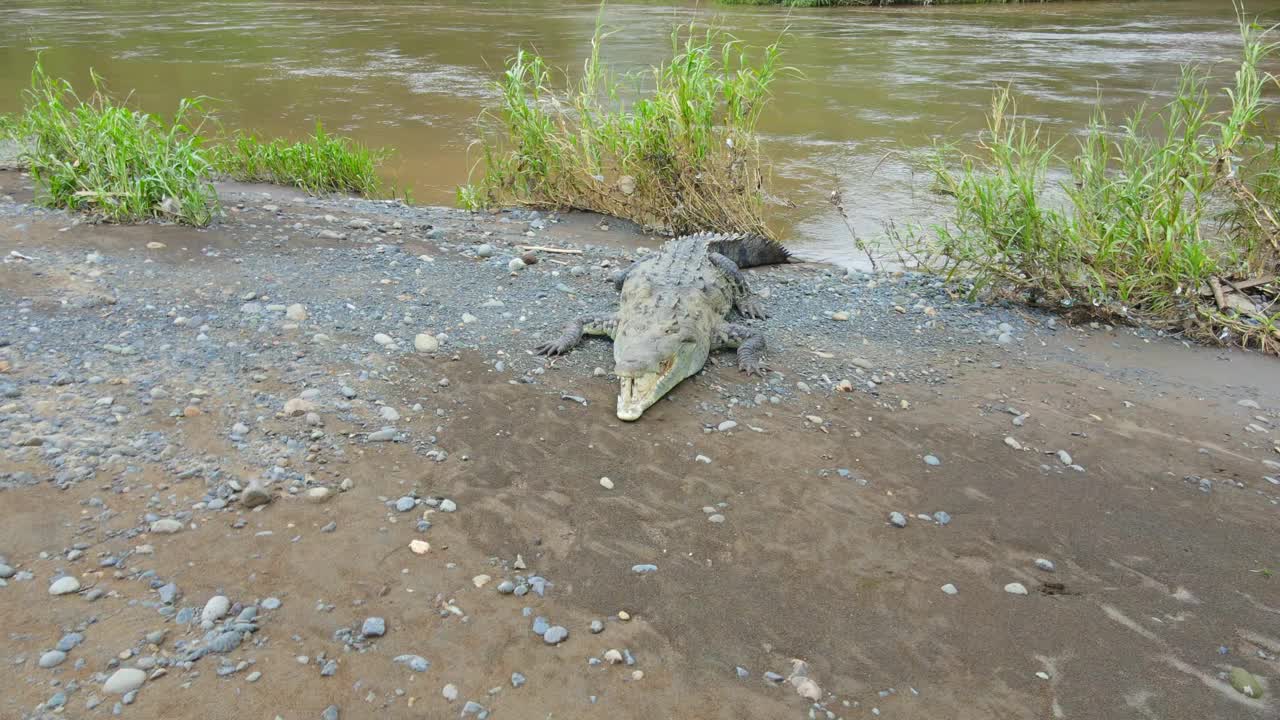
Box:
[1004,582,1029,595]
[413,334,439,353]
[103,666,147,691]
[941,583,958,595]
[201,595,231,625]
[149,519,183,534]
[285,304,307,322]
[102,668,146,694]
[48,576,81,596]
[373,333,393,346]
[599,477,615,490]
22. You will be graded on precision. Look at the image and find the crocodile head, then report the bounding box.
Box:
[613,326,711,421]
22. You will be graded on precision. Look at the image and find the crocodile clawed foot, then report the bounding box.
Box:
[738,300,769,320]
[534,342,567,357]
[739,359,767,376]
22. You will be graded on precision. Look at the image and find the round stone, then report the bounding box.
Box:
[589,620,604,634]
[1004,582,1029,595]
[39,650,67,668]
[542,626,569,645]
[1034,558,1056,572]
[48,576,80,595]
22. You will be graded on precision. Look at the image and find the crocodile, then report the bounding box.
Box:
[535,232,790,421]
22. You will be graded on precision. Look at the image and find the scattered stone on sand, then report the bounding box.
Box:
[1035,558,1056,572]
[283,397,317,416]
[941,583,958,595]
[1004,582,1029,595]
[201,595,230,625]
[394,654,430,673]
[511,672,526,688]
[322,705,340,720]
[599,477,615,490]
[242,482,272,508]
[39,650,67,668]
[439,499,457,512]
[924,454,941,466]
[631,564,658,574]
[590,619,604,634]
[306,487,332,503]
[543,626,569,645]
[888,512,907,528]
[285,303,307,322]
[442,683,459,701]
[415,334,440,353]
[1056,450,1073,465]
[1004,437,1022,450]
[410,540,430,555]
[150,518,184,533]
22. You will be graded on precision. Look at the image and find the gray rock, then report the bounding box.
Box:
[1034,558,1056,572]
[246,671,262,683]
[320,659,338,676]
[261,597,282,610]
[496,580,515,594]
[394,496,416,512]
[933,511,952,525]
[735,666,749,679]
[1004,582,1029,595]
[439,499,457,513]
[321,521,337,533]
[511,671,526,688]
[39,650,67,668]
[0,564,14,579]
[322,705,340,720]
[888,512,907,528]
[531,616,550,635]
[241,484,271,508]
[475,244,494,258]
[589,619,604,634]
[56,633,84,652]
[542,625,569,645]
[462,701,485,716]
[923,455,941,466]
[631,564,658,574]
[361,617,386,638]
[393,654,430,672]
[158,582,179,604]
[367,427,397,442]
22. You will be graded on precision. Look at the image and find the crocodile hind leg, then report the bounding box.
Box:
[715,323,767,375]
[709,252,768,319]
[534,314,617,356]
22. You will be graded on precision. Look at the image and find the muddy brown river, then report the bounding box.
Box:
[2,0,1277,266]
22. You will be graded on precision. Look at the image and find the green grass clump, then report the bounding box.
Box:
[210,123,388,197]
[460,17,785,238]
[924,16,1280,353]
[14,61,218,226]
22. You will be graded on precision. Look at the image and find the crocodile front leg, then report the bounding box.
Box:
[534,314,617,356]
[709,252,768,319]
[715,322,767,375]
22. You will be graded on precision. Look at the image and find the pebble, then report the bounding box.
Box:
[395,496,417,512]
[439,499,457,512]
[932,511,951,525]
[285,304,307,322]
[472,574,491,589]
[39,650,67,668]
[321,521,337,533]
[543,626,569,645]
[49,576,81,595]
[380,406,401,422]
[409,540,430,555]
[603,649,624,664]
[941,583,958,595]
[599,477,615,490]
[532,616,550,635]
[923,455,941,466]
[306,487,332,503]
[56,633,84,652]
[202,595,231,625]
[246,671,262,683]
[508,258,526,272]
[1056,450,1073,465]
[888,512,907,528]
[631,564,658,574]
[262,597,282,610]
[367,427,397,442]
[242,484,271,508]
[497,580,515,594]
[708,513,725,524]
[717,420,738,432]
[374,333,394,346]
[414,334,440,353]
[394,654,430,672]
[362,617,386,638]
[1004,437,1022,450]
[443,683,459,701]
[150,518,184,533]
[320,659,338,676]
[511,672,526,688]
[322,705,340,720]
[462,701,485,716]
[1004,582,1029,595]
[736,666,749,679]
[589,619,604,634]
[1034,558,1056,572]
[0,564,13,579]
[102,668,146,694]
[475,243,494,257]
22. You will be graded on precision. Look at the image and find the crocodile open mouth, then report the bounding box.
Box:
[617,357,677,421]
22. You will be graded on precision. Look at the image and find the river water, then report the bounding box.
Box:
[2,0,1277,267]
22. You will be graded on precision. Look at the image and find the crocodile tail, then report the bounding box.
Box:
[705,233,792,269]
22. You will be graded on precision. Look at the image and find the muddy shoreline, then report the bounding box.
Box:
[1,171,1279,719]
